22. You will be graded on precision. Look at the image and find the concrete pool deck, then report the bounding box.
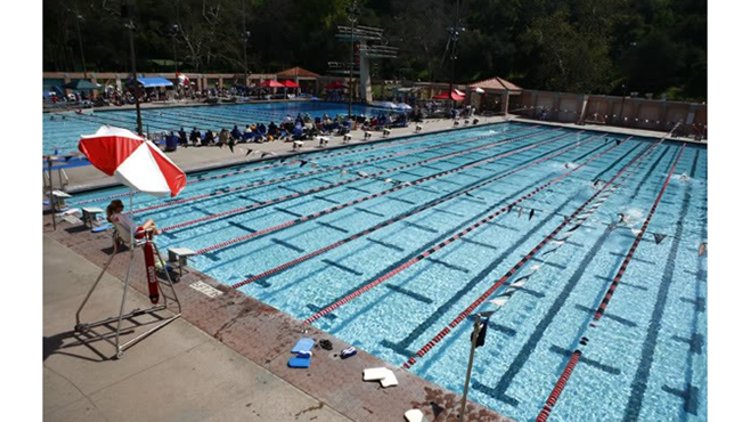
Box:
[43,219,513,422]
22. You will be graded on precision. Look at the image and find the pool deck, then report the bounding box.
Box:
[43,218,513,422]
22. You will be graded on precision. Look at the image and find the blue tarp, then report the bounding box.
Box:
[137,77,174,88]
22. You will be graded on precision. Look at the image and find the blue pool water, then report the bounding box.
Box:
[42,101,396,156]
[67,122,708,422]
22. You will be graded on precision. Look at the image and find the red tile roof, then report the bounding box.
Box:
[275,66,321,78]
[469,76,522,92]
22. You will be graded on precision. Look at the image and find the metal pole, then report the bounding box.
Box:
[448,0,460,111]
[127,21,143,136]
[348,12,355,118]
[242,1,248,86]
[47,156,56,231]
[172,35,178,77]
[75,15,87,78]
[619,83,627,126]
[459,314,481,421]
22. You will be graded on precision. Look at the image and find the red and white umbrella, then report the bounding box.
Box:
[177,72,190,87]
[78,126,187,197]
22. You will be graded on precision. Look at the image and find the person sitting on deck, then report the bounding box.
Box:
[218,128,230,147]
[203,129,215,146]
[231,125,242,142]
[106,199,161,241]
[190,127,201,147]
[165,131,179,152]
[179,127,188,147]
[268,121,279,138]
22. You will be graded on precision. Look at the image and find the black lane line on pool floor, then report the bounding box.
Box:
[622,147,701,421]
[187,134,580,255]
[301,139,618,324]
[227,134,594,286]
[400,139,661,371]
[472,160,658,407]
[533,143,687,422]
[381,196,578,361]
[160,129,557,232]
[134,128,536,215]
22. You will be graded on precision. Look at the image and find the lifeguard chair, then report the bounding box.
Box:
[74,222,182,359]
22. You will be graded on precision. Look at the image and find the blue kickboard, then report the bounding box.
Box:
[291,338,315,353]
[92,224,112,233]
[288,352,311,368]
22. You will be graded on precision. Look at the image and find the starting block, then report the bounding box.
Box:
[82,207,104,228]
[382,128,391,137]
[343,134,352,143]
[292,140,304,151]
[50,190,72,211]
[168,247,196,279]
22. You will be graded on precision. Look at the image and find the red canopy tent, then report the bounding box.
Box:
[326,81,346,90]
[258,79,285,88]
[433,89,466,101]
[281,80,300,88]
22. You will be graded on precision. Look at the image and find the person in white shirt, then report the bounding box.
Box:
[106,200,161,239]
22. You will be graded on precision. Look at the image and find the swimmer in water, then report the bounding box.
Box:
[617,213,630,224]
[698,242,707,256]
[679,173,689,183]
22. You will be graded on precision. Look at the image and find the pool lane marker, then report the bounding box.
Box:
[129,128,550,215]
[301,137,620,325]
[157,129,560,231]
[533,143,686,422]
[190,131,581,254]
[71,124,534,207]
[230,133,603,290]
[400,137,664,370]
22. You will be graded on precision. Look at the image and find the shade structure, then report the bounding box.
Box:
[473,87,486,94]
[396,103,413,111]
[281,79,300,88]
[64,79,101,91]
[326,81,346,90]
[78,126,187,197]
[433,89,466,101]
[137,77,174,88]
[258,79,285,88]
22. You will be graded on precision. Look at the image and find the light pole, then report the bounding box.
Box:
[447,0,465,111]
[619,41,637,126]
[458,310,494,421]
[122,0,143,136]
[74,13,87,78]
[241,1,251,87]
[242,30,251,87]
[169,24,180,77]
[346,0,360,119]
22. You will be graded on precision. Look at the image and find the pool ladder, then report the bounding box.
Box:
[43,168,70,191]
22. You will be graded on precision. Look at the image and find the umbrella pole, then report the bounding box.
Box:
[47,156,56,230]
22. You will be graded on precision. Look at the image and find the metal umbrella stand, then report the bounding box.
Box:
[73,126,187,359]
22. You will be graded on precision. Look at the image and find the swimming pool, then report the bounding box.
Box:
[68,122,708,422]
[42,101,395,156]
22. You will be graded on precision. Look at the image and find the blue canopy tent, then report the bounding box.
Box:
[137,77,174,88]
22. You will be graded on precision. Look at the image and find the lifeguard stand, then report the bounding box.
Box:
[74,228,182,359]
